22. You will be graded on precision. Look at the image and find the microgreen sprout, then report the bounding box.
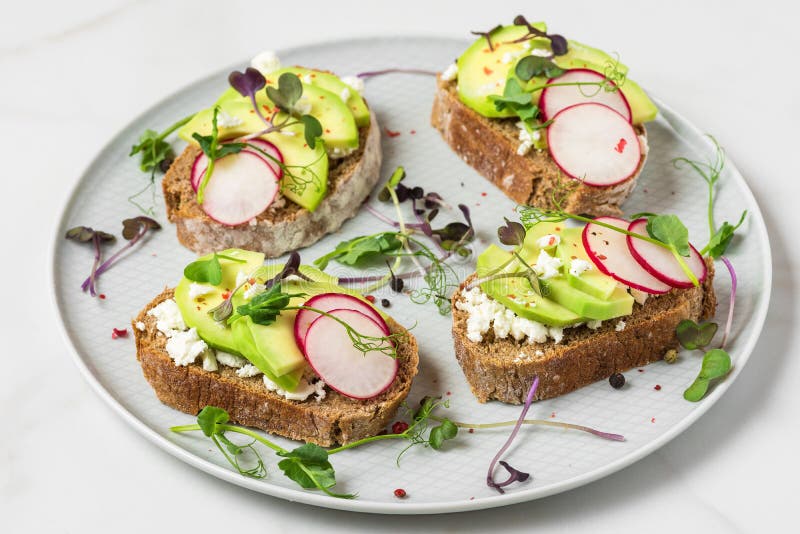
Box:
[354,68,437,80]
[470,24,504,51]
[77,217,161,296]
[508,15,567,56]
[65,226,116,297]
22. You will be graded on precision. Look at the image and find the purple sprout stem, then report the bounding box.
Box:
[86,233,101,297]
[487,376,539,493]
[80,226,148,292]
[412,198,445,255]
[356,68,437,79]
[365,205,400,227]
[720,256,737,349]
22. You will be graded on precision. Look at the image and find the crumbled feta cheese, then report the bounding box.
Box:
[236,270,249,288]
[441,63,458,81]
[492,308,516,339]
[530,47,551,57]
[340,75,365,93]
[302,74,313,84]
[250,50,281,74]
[536,234,561,249]
[147,299,186,335]
[517,141,533,156]
[165,328,208,366]
[263,375,326,402]
[280,130,296,136]
[216,110,242,128]
[293,96,312,115]
[615,320,627,332]
[329,146,356,159]
[587,320,603,330]
[501,52,514,64]
[534,249,563,280]
[339,87,351,102]
[135,321,146,332]
[569,258,592,277]
[202,351,219,372]
[243,282,266,300]
[188,283,214,300]
[549,326,564,344]
[236,364,262,378]
[216,351,248,368]
[512,315,549,343]
[459,287,556,344]
[630,288,649,305]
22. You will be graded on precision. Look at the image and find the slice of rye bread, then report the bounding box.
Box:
[162,111,382,258]
[431,76,646,217]
[132,288,419,446]
[450,260,716,404]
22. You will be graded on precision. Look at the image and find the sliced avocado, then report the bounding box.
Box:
[230,316,303,391]
[178,98,329,212]
[174,249,265,353]
[273,67,370,128]
[540,278,632,320]
[456,23,547,118]
[555,227,619,299]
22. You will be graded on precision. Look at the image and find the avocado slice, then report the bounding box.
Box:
[273,67,370,128]
[229,316,303,391]
[555,227,620,300]
[174,248,265,353]
[177,98,329,212]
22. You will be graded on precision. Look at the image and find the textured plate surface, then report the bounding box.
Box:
[51,37,771,514]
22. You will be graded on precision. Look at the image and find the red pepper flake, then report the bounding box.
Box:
[221,292,231,300]
[597,254,607,260]
[394,488,407,498]
[614,138,627,153]
[483,66,493,75]
[392,421,409,434]
[262,104,271,113]
[99,294,106,300]
[324,128,331,134]
[384,128,401,138]
[446,391,452,396]
[365,295,376,303]
[409,129,416,135]
[319,95,325,99]
[196,306,201,311]
[111,327,128,339]
[248,278,255,285]
[555,226,561,231]
[468,428,475,433]
[481,192,487,197]
[651,417,656,423]
[654,384,662,391]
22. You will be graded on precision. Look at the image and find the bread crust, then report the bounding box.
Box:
[450,260,716,403]
[133,289,418,446]
[163,112,382,258]
[430,77,646,217]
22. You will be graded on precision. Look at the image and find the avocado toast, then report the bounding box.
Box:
[451,218,716,403]
[162,54,382,257]
[133,249,418,446]
[431,17,658,217]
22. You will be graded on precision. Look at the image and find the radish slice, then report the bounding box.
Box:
[294,293,386,351]
[626,218,707,288]
[191,139,283,191]
[547,103,641,187]
[200,151,279,226]
[303,308,398,400]
[540,69,632,122]
[582,216,672,294]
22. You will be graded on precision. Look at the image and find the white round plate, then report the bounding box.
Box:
[51,37,771,514]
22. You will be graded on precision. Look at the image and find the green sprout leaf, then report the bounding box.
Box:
[236,283,305,326]
[183,254,223,285]
[197,406,229,437]
[705,211,747,259]
[684,349,731,402]
[514,55,565,81]
[646,214,690,257]
[676,319,718,350]
[267,72,303,111]
[488,77,541,128]
[300,114,323,149]
[428,419,458,450]
[314,232,403,270]
[277,443,354,498]
[130,129,173,173]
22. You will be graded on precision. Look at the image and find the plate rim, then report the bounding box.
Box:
[50,36,773,515]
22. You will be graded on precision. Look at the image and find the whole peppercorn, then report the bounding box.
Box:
[609,373,626,389]
[381,298,391,308]
[391,421,409,434]
[664,349,678,364]
[159,157,174,173]
[390,276,404,292]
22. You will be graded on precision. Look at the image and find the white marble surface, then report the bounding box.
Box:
[2,0,797,531]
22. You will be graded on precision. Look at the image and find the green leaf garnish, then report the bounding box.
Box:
[314,232,404,270]
[184,254,223,285]
[428,419,458,450]
[675,319,718,350]
[236,283,304,326]
[514,55,565,81]
[684,349,731,402]
[299,114,323,149]
[705,211,747,259]
[277,444,354,498]
[197,406,229,436]
[645,214,690,257]
[266,72,303,111]
[192,107,246,204]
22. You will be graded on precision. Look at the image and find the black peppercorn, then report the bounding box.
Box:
[381,298,391,308]
[159,157,174,173]
[609,373,625,389]
[390,277,404,292]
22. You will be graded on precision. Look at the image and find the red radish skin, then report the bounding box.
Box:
[294,293,387,352]
[540,69,632,122]
[547,102,641,187]
[582,216,672,294]
[191,138,284,191]
[626,218,707,288]
[200,151,279,226]
[303,308,398,400]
